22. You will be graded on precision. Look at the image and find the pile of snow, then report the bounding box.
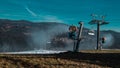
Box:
[1,49,65,54]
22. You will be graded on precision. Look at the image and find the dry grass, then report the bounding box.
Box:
[80,49,120,53]
[0,50,120,68]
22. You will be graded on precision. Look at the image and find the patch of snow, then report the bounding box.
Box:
[2,49,65,54]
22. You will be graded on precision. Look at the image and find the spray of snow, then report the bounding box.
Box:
[102,33,114,48]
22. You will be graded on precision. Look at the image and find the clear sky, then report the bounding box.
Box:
[0,0,120,32]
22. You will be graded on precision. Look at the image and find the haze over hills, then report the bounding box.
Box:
[0,19,119,52]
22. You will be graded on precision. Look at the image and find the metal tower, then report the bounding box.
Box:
[89,14,109,50]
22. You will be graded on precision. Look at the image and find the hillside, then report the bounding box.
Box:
[0,19,119,52]
[0,19,69,52]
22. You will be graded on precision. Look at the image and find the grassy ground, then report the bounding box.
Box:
[0,50,120,68]
[80,49,120,53]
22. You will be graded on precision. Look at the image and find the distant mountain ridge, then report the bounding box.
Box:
[0,19,119,52]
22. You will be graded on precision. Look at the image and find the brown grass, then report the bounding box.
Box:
[0,50,120,68]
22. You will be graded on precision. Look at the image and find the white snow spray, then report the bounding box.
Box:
[101,33,114,48]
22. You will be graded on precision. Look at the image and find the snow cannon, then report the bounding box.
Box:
[101,37,106,44]
[68,25,77,39]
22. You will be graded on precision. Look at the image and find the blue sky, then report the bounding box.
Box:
[0,0,120,32]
